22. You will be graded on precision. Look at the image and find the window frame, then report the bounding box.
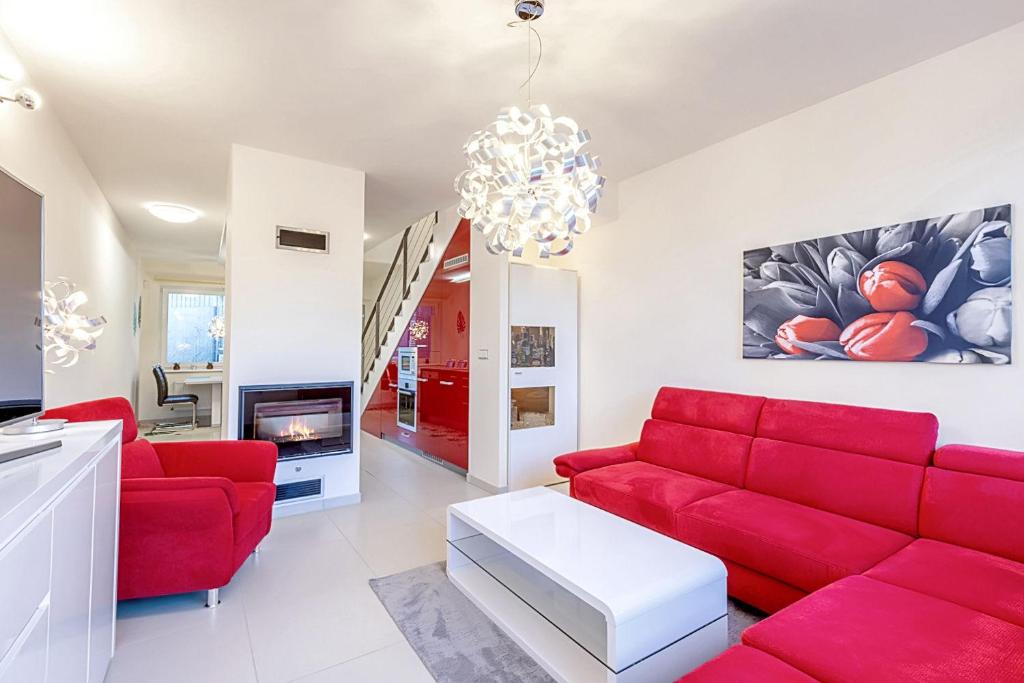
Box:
[160,284,226,368]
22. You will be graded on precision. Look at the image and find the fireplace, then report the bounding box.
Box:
[238,382,353,460]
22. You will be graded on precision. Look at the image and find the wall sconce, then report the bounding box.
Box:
[42,278,107,369]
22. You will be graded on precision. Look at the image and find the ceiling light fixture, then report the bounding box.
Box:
[146,202,201,224]
[455,0,605,258]
[0,87,41,111]
[364,232,371,241]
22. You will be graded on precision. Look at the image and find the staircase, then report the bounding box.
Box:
[360,210,458,411]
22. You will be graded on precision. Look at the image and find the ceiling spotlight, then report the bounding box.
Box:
[0,88,41,111]
[146,202,201,224]
[363,232,371,241]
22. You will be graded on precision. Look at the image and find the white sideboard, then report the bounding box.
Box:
[0,422,122,683]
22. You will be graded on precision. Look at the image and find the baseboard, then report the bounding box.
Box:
[466,474,507,494]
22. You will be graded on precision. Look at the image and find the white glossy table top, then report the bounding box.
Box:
[448,487,726,624]
[0,421,121,544]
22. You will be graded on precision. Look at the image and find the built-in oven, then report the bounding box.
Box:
[396,347,418,432]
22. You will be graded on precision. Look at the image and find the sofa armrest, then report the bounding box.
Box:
[122,476,240,514]
[554,442,639,479]
[153,440,278,483]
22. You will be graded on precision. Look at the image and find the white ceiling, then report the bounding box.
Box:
[2,1,1023,260]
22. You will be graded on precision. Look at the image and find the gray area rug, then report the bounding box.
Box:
[369,562,764,683]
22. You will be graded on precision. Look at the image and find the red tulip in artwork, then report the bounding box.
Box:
[840,311,929,361]
[858,261,927,312]
[775,316,842,355]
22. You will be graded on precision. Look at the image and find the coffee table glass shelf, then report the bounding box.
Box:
[447,487,727,683]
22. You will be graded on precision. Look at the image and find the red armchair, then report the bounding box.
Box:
[43,397,277,605]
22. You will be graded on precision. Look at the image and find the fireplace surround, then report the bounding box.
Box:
[238,382,353,460]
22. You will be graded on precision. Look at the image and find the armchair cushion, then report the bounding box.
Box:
[121,438,166,479]
[154,440,278,482]
[121,476,240,514]
[553,442,638,479]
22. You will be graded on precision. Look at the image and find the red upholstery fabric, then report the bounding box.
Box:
[118,484,236,600]
[650,387,765,434]
[232,482,276,570]
[743,576,1024,683]
[49,397,278,602]
[755,398,938,465]
[155,439,279,482]
[573,462,732,536]
[721,558,807,615]
[866,539,1024,628]
[43,396,138,443]
[637,419,754,487]
[919,467,1024,563]
[675,490,911,593]
[122,476,240,514]
[744,438,924,534]
[120,438,166,479]
[679,645,817,683]
[934,444,1024,482]
[553,442,637,479]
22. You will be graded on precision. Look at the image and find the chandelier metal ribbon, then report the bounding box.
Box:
[455,2,606,257]
[41,278,107,368]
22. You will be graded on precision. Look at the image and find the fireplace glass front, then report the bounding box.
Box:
[239,382,353,460]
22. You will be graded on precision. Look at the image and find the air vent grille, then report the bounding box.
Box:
[443,253,469,270]
[275,478,323,502]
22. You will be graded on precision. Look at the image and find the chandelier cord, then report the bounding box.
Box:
[506,20,542,107]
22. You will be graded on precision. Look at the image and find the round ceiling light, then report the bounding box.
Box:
[146,202,201,224]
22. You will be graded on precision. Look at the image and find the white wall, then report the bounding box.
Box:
[224,144,364,503]
[136,258,224,421]
[0,30,138,410]
[571,22,1024,451]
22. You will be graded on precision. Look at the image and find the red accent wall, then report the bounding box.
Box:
[362,220,470,469]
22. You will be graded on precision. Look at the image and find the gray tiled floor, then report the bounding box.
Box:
[106,434,492,683]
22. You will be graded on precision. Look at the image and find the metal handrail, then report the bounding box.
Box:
[361,211,438,382]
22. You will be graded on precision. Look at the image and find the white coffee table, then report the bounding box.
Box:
[446,487,727,683]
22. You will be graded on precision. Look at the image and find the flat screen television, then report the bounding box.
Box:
[0,168,44,428]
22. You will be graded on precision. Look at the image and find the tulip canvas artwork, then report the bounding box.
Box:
[743,204,1011,363]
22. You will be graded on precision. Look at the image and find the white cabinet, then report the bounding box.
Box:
[508,264,579,489]
[0,422,121,683]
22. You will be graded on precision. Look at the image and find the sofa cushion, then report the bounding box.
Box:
[744,438,924,534]
[637,388,764,487]
[743,576,1024,683]
[121,438,165,479]
[934,444,1024,482]
[650,387,766,434]
[573,462,732,537]
[675,490,911,593]
[866,539,1024,628]
[755,398,937,465]
[637,419,755,487]
[679,645,816,682]
[920,467,1024,563]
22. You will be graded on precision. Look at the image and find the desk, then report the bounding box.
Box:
[177,375,224,427]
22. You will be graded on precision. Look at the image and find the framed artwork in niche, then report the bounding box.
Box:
[743,204,1011,364]
[511,326,555,367]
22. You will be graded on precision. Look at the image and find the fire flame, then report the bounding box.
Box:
[280,417,315,440]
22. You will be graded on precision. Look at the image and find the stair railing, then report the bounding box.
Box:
[362,211,438,383]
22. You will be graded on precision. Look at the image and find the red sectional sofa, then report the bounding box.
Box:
[553,387,1024,682]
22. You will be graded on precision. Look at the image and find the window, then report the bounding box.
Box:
[163,287,225,366]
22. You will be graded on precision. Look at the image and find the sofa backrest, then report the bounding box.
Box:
[121,439,166,479]
[745,399,938,535]
[920,445,1024,563]
[636,387,765,487]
